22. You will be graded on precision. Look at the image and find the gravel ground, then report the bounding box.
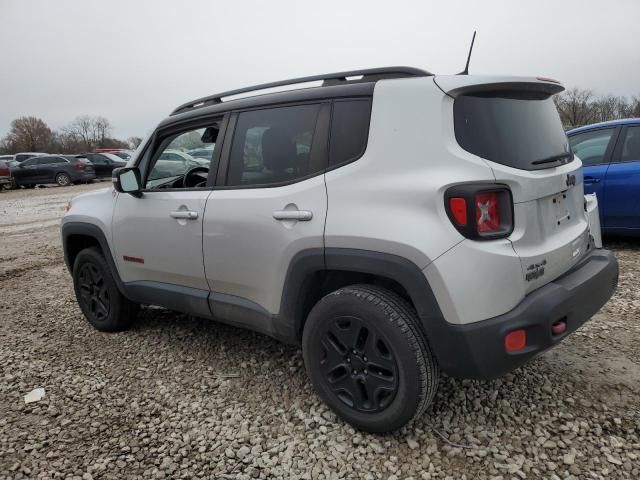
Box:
[1,184,639,480]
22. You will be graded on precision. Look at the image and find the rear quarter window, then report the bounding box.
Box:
[329,99,371,167]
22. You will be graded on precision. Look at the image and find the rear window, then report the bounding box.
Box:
[454,91,571,171]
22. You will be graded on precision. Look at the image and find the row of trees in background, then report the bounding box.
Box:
[1,87,639,154]
[554,88,640,128]
[0,116,143,154]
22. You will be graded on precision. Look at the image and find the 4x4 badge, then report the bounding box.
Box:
[566,174,576,187]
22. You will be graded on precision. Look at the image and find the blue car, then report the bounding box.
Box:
[567,118,640,235]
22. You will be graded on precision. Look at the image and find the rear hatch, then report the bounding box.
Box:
[437,75,591,293]
[68,156,95,174]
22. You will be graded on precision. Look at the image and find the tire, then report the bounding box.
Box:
[24,184,35,189]
[55,172,71,186]
[72,247,139,332]
[302,285,439,432]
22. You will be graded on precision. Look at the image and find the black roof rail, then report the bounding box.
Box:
[170,66,432,116]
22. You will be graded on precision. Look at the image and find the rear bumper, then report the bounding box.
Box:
[436,249,618,379]
[73,172,96,181]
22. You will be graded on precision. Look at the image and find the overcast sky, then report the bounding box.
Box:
[1,0,639,140]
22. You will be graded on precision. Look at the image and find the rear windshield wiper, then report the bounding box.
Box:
[532,153,574,166]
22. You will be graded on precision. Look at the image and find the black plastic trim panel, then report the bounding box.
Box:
[123,281,212,318]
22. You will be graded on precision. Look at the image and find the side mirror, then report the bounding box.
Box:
[113,167,142,196]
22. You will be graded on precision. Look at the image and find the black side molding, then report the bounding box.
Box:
[124,281,212,319]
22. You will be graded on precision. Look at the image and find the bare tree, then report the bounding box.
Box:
[127,136,143,149]
[631,96,640,117]
[63,115,113,151]
[554,88,597,128]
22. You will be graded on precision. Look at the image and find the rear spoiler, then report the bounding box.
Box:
[434,75,564,98]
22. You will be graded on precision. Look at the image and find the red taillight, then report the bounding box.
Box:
[505,329,527,353]
[449,197,467,226]
[445,185,513,240]
[72,162,85,169]
[475,192,501,233]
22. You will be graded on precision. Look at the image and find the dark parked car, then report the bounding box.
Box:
[10,155,96,187]
[14,152,47,163]
[81,153,126,178]
[567,118,640,234]
[0,160,13,190]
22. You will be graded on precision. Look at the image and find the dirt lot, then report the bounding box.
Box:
[1,184,639,480]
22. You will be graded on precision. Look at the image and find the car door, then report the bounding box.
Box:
[203,103,329,325]
[111,117,227,296]
[602,125,640,230]
[569,126,618,225]
[87,154,110,177]
[39,156,65,183]
[17,157,44,183]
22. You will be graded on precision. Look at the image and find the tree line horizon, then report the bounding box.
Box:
[1,87,639,155]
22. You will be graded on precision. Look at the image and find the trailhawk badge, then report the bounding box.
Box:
[525,259,547,282]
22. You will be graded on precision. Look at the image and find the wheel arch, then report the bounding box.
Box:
[62,222,125,293]
[279,248,447,347]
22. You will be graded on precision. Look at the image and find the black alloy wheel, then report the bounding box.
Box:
[72,247,139,332]
[77,262,110,322]
[303,285,439,432]
[319,315,399,412]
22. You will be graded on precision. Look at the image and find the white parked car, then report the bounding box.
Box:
[147,149,209,182]
[62,67,618,432]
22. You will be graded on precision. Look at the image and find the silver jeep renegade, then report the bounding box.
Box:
[63,67,618,432]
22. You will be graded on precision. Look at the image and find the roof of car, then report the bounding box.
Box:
[567,118,640,135]
[169,67,431,117]
[158,67,434,129]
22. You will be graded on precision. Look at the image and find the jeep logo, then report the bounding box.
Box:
[566,174,576,187]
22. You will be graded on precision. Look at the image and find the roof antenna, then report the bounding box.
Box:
[457,31,476,75]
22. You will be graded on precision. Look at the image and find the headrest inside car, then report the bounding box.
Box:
[201,127,219,143]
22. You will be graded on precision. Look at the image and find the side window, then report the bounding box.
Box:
[226,104,321,187]
[22,158,38,166]
[329,99,371,167]
[37,157,52,165]
[569,128,615,166]
[90,155,107,165]
[145,122,220,189]
[620,126,640,162]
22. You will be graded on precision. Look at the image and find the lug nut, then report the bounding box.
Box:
[346,357,351,363]
[352,370,357,375]
[363,369,368,375]
[363,356,367,362]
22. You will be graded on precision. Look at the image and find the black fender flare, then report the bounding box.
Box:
[279,248,451,364]
[61,222,126,294]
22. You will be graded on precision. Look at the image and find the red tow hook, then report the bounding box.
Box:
[551,319,567,336]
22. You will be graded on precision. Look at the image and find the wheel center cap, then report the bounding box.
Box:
[349,355,366,371]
